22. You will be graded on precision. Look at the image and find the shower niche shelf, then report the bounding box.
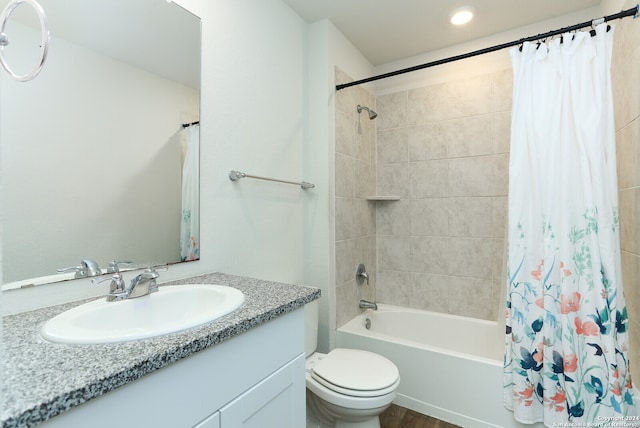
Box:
[366,196,400,201]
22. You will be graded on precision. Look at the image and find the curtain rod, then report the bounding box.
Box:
[336,5,639,91]
[182,120,199,128]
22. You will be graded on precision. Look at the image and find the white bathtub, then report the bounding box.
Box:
[336,304,542,428]
[337,304,640,427]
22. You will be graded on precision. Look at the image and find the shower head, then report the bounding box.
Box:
[357,105,378,120]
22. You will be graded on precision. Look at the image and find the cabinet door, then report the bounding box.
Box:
[220,354,305,428]
[193,411,220,428]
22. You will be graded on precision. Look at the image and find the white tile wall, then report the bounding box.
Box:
[375,68,512,321]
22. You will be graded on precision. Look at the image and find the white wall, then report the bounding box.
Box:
[303,20,333,352]
[196,0,307,283]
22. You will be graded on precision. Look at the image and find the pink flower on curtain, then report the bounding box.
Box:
[533,342,544,363]
[560,261,572,277]
[560,292,581,314]
[563,353,578,373]
[531,260,544,280]
[575,318,599,336]
[549,389,566,413]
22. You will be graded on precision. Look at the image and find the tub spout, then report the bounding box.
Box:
[359,299,378,311]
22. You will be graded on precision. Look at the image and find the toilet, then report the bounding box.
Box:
[305,301,400,428]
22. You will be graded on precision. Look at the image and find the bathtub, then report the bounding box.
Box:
[337,304,640,427]
[336,304,542,428]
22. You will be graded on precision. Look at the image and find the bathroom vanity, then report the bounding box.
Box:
[1,273,320,428]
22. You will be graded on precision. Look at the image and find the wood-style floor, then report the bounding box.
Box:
[380,404,461,428]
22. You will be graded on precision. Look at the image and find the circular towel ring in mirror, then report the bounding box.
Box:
[0,0,50,82]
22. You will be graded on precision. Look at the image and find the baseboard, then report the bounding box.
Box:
[393,394,503,428]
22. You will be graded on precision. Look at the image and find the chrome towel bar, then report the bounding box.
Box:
[229,170,314,190]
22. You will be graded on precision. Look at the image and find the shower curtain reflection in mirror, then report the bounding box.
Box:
[181,124,200,261]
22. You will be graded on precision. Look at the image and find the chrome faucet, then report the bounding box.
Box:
[359,299,378,311]
[57,259,102,278]
[127,266,167,298]
[93,271,128,302]
[92,264,167,301]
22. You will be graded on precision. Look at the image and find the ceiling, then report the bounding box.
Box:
[283,0,603,65]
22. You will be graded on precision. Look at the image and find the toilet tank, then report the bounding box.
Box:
[304,300,318,356]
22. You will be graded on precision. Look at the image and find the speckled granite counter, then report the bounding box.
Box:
[2,272,320,428]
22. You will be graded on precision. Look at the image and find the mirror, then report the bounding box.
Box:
[1,0,201,289]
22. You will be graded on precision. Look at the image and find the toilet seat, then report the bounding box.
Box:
[310,348,400,398]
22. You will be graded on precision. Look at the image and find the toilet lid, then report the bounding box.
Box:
[311,348,399,394]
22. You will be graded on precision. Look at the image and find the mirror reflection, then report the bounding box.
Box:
[1,0,201,289]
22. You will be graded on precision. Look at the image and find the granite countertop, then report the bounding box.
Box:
[1,272,320,428]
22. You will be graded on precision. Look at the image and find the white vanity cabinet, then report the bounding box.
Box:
[217,354,304,427]
[40,308,305,428]
[194,354,304,428]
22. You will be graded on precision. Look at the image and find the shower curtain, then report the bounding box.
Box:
[180,124,200,261]
[503,24,634,426]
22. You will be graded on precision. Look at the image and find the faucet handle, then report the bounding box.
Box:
[57,264,87,278]
[92,272,128,301]
[107,260,133,273]
[145,264,168,275]
[92,272,124,285]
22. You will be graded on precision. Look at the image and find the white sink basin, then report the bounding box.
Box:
[40,284,245,344]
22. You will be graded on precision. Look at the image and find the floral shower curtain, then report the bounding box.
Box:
[503,24,634,426]
[180,124,200,261]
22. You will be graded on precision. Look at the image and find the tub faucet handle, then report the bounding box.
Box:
[356,264,369,285]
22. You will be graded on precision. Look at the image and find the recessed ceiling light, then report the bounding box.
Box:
[450,6,475,26]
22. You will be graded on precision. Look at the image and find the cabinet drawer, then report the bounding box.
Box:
[219,354,305,428]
